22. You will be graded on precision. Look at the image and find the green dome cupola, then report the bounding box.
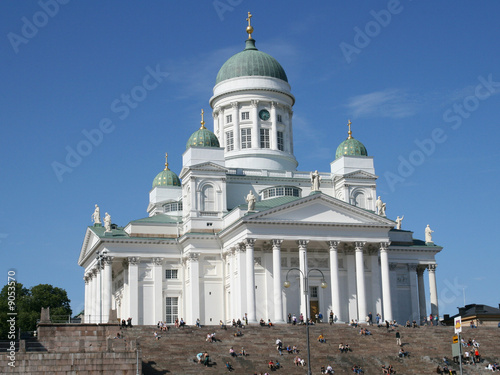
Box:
[152,153,181,188]
[186,109,220,149]
[335,120,368,159]
[215,12,288,85]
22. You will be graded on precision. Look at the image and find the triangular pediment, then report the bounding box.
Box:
[337,170,378,180]
[247,193,394,226]
[77,227,103,266]
[180,162,227,177]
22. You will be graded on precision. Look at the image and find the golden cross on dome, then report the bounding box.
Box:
[347,119,353,139]
[200,109,206,129]
[246,12,254,39]
[164,153,169,170]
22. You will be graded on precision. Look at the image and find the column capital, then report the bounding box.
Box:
[296,240,309,249]
[128,257,140,266]
[230,101,239,108]
[379,242,391,251]
[355,241,366,251]
[188,252,200,262]
[251,99,259,107]
[327,240,340,249]
[389,262,398,271]
[91,267,99,276]
[271,101,277,108]
[244,238,256,248]
[408,263,418,272]
[103,256,114,266]
[416,265,426,276]
[84,275,90,283]
[152,257,164,266]
[237,242,246,253]
[427,263,437,272]
[272,239,283,248]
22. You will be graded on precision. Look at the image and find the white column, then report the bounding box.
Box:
[84,275,90,323]
[153,258,164,323]
[128,257,140,325]
[355,242,367,322]
[328,241,341,322]
[228,248,236,321]
[102,256,113,323]
[232,102,240,151]
[272,239,284,323]
[245,238,257,322]
[408,264,419,322]
[346,251,357,321]
[251,100,259,148]
[188,253,200,325]
[417,266,427,324]
[428,264,439,319]
[380,242,393,322]
[213,108,220,141]
[297,240,309,320]
[91,269,98,323]
[95,266,102,323]
[270,102,277,150]
[370,252,382,317]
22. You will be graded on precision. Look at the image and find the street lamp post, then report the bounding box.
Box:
[284,267,327,375]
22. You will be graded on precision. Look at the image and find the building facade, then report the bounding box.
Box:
[78,17,442,326]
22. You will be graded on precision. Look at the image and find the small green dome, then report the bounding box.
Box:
[186,127,220,149]
[152,154,181,188]
[216,39,288,84]
[335,138,368,159]
[152,169,180,188]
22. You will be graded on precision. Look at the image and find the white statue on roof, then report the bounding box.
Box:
[246,191,256,211]
[310,170,321,191]
[376,196,386,217]
[395,215,404,230]
[91,204,101,225]
[425,224,434,243]
[104,212,112,232]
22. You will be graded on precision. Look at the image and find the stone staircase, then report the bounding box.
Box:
[121,323,500,374]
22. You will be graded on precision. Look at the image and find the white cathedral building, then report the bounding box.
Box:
[78,16,442,326]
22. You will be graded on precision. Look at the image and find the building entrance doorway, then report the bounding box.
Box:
[310,301,319,322]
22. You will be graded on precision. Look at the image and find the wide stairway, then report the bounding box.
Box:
[121,323,499,374]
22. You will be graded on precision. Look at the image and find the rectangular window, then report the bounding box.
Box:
[310,286,318,298]
[165,269,178,279]
[226,130,234,151]
[226,114,232,123]
[241,128,251,149]
[241,112,249,120]
[260,128,270,148]
[165,297,178,324]
[277,114,282,122]
[277,131,284,151]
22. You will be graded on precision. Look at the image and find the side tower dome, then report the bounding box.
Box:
[335,120,368,159]
[152,153,181,187]
[209,12,298,171]
[186,109,220,149]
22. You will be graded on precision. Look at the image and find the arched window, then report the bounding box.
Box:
[201,185,215,211]
[353,191,365,209]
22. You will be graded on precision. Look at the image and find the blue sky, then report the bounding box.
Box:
[1,1,499,318]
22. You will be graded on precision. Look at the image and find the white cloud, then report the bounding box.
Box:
[346,89,420,119]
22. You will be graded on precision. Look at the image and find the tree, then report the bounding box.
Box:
[0,283,72,339]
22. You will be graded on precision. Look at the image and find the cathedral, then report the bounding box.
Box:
[78,15,442,326]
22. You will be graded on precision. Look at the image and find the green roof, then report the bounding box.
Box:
[186,127,220,149]
[234,195,301,212]
[152,169,181,188]
[129,215,181,224]
[335,137,368,159]
[216,38,288,84]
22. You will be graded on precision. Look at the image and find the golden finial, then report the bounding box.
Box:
[246,12,254,39]
[164,153,170,170]
[200,109,206,129]
[347,119,353,139]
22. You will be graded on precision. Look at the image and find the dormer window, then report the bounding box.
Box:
[164,201,183,213]
[260,186,301,200]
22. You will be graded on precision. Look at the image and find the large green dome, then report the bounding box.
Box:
[215,39,288,84]
[186,127,220,149]
[335,138,368,159]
